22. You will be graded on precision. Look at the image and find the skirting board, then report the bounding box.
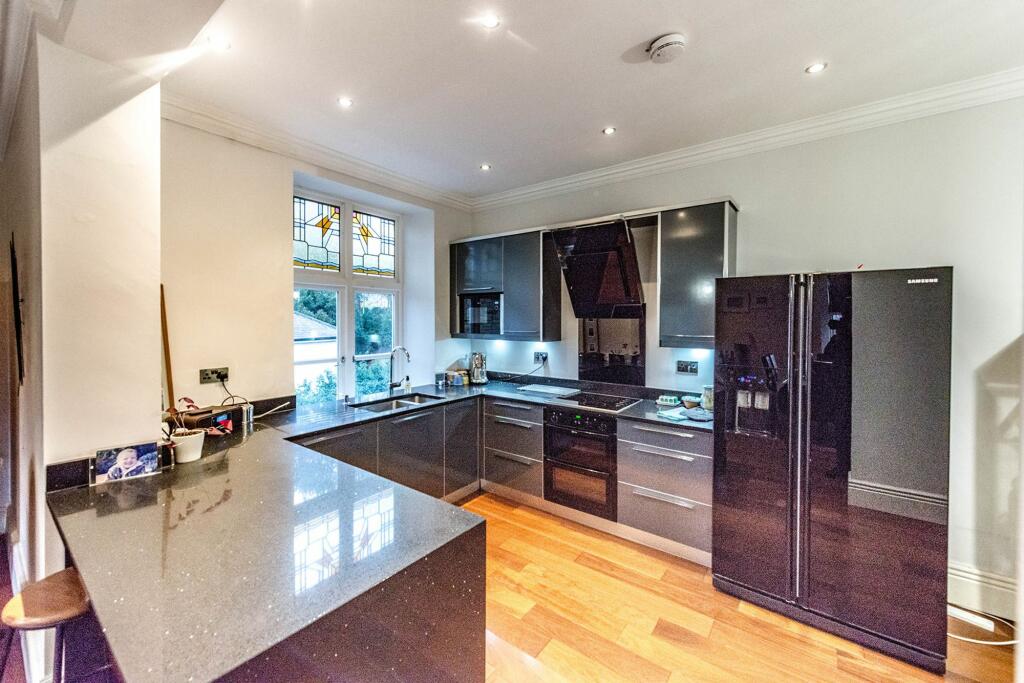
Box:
[443,481,481,504]
[480,480,711,567]
[947,561,1017,620]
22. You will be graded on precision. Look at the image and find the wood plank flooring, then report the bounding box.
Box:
[463,493,1015,683]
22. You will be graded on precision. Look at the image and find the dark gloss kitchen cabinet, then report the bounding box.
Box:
[454,238,503,293]
[659,201,737,348]
[501,232,542,339]
[450,232,561,341]
[482,398,544,497]
[295,423,379,473]
[444,400,479,497]
[379,408,446,497]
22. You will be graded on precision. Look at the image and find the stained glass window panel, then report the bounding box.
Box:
[293,196,341,271]
[352,210,396,278]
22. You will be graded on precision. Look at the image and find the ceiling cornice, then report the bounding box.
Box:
[162,65,1024,215]
[470,65,1024,212]
[160,93,476,213]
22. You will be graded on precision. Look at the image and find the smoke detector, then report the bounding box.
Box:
[647,33,686,63]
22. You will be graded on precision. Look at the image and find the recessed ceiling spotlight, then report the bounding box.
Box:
[804,62,828,74]
[479,14,501,29]
[480,163,492,171]
[338,96,354,109]
[602,127,617,136]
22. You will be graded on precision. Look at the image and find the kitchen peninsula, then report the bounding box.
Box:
[46,408,486,682]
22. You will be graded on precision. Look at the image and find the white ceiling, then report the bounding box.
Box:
[157,0,1024,200]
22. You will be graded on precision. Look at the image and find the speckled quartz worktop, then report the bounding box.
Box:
[46,400,486,682]
[46,380,707,681]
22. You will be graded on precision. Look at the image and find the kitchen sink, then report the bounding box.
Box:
[353,394,442,413]
[398,394,442,404]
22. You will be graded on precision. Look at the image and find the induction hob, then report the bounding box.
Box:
[548,392,640,414]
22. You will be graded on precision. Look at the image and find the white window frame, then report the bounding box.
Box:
[352,286,402,394]
[293,190,403,398]
[292,282,346,400]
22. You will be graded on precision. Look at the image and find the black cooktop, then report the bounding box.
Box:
[556,392,639,413]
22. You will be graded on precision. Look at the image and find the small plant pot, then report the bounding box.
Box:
[172,429,206,464]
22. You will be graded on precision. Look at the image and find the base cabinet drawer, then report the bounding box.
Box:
[484,397,545,424]
[617,440,711,505]
[484,448,542,498]
[483,414,543,458]
[617,483,711,552]
[618,419,711,456]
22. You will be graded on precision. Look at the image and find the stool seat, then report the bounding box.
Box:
[2,567,88,630]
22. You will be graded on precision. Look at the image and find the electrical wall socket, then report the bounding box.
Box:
[533,352,548,364]
[676,360,698,375]
[199,367,229,384]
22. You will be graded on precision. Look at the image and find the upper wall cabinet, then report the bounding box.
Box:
[455,239,503,293]
[450,232,561,342]
[659,201,737,348]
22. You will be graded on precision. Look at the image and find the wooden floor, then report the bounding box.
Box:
[463,494,1015,683]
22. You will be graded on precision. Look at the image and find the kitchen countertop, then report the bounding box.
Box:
[617,399,713,432]
[46,408,484,682]
[45,379,707,681]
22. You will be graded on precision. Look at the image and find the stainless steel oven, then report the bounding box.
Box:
[543,407,617,520]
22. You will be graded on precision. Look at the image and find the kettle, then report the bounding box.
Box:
[469,352,488,384]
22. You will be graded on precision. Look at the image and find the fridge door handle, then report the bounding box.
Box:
[792,274,806,600]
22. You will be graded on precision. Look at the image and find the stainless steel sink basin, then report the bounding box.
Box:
[398,394,441,404]
[358,400,409,413]
[353,394,442,413]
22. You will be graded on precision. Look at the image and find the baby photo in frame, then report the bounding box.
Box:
[91,442,160,485]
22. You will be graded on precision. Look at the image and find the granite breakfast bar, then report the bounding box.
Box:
[46,417,486,682]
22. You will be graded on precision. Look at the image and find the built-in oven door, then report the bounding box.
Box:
[543,423,617,520]
[544,459,617,520]
[543,423,614,471]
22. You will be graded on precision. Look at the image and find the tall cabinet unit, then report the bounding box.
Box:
[659,201,737,348]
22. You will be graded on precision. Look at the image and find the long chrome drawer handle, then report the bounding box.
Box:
[494,417,533,429]
[630,488,696,509]
[491,450,535,465]
[300,428,364,445]
[492,401,534,410]
[394,410,434,423]
[630,445,694,462]
[633,425,695,438]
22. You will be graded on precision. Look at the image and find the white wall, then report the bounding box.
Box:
[472,98,1024,617]
[0,35,43,589]
[162,121,474,406]
[161,122,295,407]
[38,36,163,464]
[0,34,165,682]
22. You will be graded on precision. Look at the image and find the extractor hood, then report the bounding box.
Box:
[550,219,644,319]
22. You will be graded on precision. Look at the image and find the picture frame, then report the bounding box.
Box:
[90,441,161,485]
[9,237,24,385]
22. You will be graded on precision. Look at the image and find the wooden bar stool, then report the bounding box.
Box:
[0,567,90,683]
